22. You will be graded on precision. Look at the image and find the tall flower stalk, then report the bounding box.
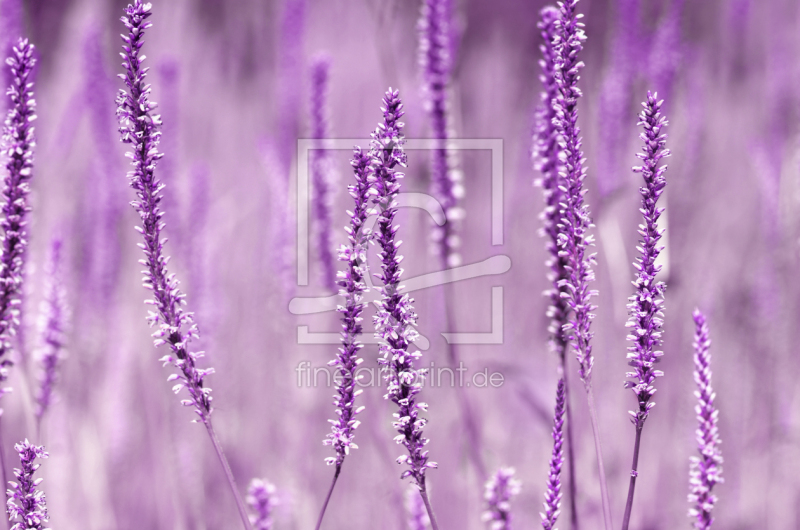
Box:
[371,89,439,530]
[688,310,723,530]
[539,379,565,530]
[6,440,48,530]
[418,0,485,483]
[533,6,578,526]
[482,467,521,530]
[309,54,337,291]
[34,238,69,436]
[115,3,251,528]
[314,147,370,529]
[551,1,611,527]
[620,91,670,530]
[0,37,36,405]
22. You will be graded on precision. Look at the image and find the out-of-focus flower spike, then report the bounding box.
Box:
[688,309,723,530]
[0,37,37,405]
[405,484,431,530]
[247,478,278,530]
[309,53,338,291]
[34,237,70,427]
[482,467,521,530]
[418,0,463,268]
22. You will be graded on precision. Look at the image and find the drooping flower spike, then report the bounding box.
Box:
[116,3,251,528]
[688,310,723,530]
[0,37,36,404]
[116,0,213,423]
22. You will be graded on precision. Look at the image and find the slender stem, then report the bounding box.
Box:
[314,464,342,530]
[620,424,644,530]
[586,385,613,530]
[443,279,487,483]
[204,421,253,530]
[419,478,440,530]
[561,358,579,530]
[0,418,9,530]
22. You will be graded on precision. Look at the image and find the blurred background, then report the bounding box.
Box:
[1,0,799,528]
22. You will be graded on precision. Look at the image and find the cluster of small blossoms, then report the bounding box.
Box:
[532,5,569,361]
[35,238,69,420]
[482,467,521,530]
[0,38,36,402]
[116,0,213,422]
[323,147,371,466]
[417,0,464,268]
[551,0,597,385]
[6,440,49,530]
[540,379,565,530]
[371,89,436,485]
[624,92,669,427]
[246,478,278,530]
[688,310,723,529]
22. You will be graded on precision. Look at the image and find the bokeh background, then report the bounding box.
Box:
[0,0,798,528]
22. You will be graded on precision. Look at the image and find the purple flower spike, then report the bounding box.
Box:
[552,0,596,386]
[35,238,69,423]
[116,0,214,423]
[371,89,434,484]
[0,38,36,402]
[624,91,670,427]
[247,478,278,530]
[6,439,49,530]
[371,88,439,530]
[540,379,565,530]
[688,310,723,530]
[482,467,521,530]
[323,147,371,465]
[405,484,430,530]
[418,0,462,267]
[309,54,337,291]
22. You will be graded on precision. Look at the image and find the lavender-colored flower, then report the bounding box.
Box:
[620,91,670,530]
[309,53,337,291]
[323,147,370,466]
[371,90,438,530]
[35,237,69,423]
[540,379,565,530]
[247,478,278,530]
[0,38,36,402]
[552,0,596,386]
[552,4,612,528]
[533,9,580,528]
[117,4,252,528]
[6,440,49,530]
[116,0,213,423]
[688,310,723,530]
[482,467,521,530]
[624,92,669,426]
[418,0,462,267]
[405,484,430,530]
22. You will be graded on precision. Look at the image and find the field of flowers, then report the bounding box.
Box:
[0,0,796,528]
